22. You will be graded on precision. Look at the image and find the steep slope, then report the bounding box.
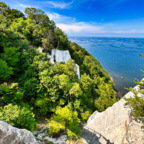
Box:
[80,85,144,144]
[0,2,117,140]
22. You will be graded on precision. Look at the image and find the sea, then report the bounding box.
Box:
[69,37,144,96]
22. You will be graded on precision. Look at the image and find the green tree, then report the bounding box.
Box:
[25,8,50,27]
[125,79,144,129]
[11,9,25,18]
[125,54,144,129]
[69,83,82,98]
[0,104,37,131]
[0,59,13,80]
[0,2,8,14]
[1,46,20,72]
[0,83,23,104]
[48,106,81,139]
[24,78,39,99]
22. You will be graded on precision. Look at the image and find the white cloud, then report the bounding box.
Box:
[47,12,76,23]
[112,30,144,34]
[57,22,103,34]
[47,12,72,22]
[45,1,73,9]
[17,4,32,8]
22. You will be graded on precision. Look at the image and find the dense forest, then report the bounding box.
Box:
[0,2,117,140]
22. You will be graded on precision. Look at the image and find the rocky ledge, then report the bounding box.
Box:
[80,85,144,144]
[0,121,37,144]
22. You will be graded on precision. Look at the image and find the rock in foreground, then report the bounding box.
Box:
[0,121,37,144]
[81,85,144,144]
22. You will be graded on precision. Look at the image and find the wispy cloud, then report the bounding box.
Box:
[44,1,73,9]
[112,30,144,34]
[16,4,32,8]
[47,12,76,23]
[57,22,103,34]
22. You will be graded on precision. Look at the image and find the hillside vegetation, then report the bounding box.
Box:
[0,2,117,140]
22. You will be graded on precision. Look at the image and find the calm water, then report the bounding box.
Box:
[69,37,144,96]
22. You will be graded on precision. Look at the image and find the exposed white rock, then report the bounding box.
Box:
[80,85,144,144]
[39,46,43,53]
[0,121,38,144]
[33,124,67,144]
[47,49,80,80]
[76,64,80,80]
[44,135,67,144]
[48,49,71,64]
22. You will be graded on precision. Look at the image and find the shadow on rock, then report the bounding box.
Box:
[81,127,114,144]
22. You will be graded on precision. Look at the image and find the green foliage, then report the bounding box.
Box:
[11,9,25,18]
[125,79,144,129]
[25,8,50,26]
[81,111,91,121]
[0,59,13,80]
[69,42,117,112]
[24,78,39,98]
[125,54,144,129]
[0,2,24,19]
[48,106,80,139]
[67,123,80,140]
[0,104,37,131]
[1,46,20,72]
[0,83,23,104]
[69,83,82,98]
[0,2,117,138]
[48,119,66,136]
[95,80,117,112]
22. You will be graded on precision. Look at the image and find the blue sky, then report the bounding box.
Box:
[2,0,144,37]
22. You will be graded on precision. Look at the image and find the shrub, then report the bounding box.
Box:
[47,106,81,139]
[0,59,13,80]
[0,83,23,104]
[67,123,80,140]
[0,104,37,131]
[48,120,65,136]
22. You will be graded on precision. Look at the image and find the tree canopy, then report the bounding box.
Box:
[0,1,117,140]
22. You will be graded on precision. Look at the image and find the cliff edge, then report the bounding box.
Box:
[80,85,144,144]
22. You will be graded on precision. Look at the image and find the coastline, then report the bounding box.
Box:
[110,76,114,82]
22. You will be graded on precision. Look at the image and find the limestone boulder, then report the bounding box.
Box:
[0,121,38,144]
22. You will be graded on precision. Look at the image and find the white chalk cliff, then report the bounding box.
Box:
[80,85,144,144]
[39,47,80,80]
[47,49,71,65]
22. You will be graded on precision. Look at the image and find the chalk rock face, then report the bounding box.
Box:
[47,49,80,80]
[0,121,38,144]
[38,46,43,53]
[48,49,71,64]
[76,64,80,80]
[81,85,144,144]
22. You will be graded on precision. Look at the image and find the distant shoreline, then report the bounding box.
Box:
[110,76,114,82]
